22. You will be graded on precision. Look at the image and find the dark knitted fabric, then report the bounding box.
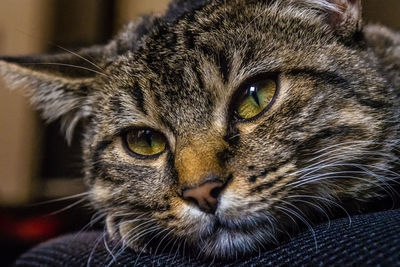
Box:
[15,209,400,266]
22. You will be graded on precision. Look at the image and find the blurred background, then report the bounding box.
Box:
[0,0,398,265]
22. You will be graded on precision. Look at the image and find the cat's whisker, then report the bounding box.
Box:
[153,228,175,257]
[53,44,105,71]
[120,218,158,240]
[46,197,88,216]
[27,192,89,207]
[294,158,353,176]
[291,160,346,180]
[301,145,400,173]
[112,226,159,266]
[304,141,400,168]
[292,152,399,180]
[20,62,108,77]
[111,211,150,219]
[274,204,298,227]
[106,241,129,267]
[108,218,158,256]
[167,241,179,264]
[164,234,181,261]
[292,162,400,192]
[286,198,332,228]
[268,208,296,239]
[352,164,400,187]
[114,211,153,222]
[228,132,241,141]
[75,211,106,237]
[86,230,106,267]
[253,232,267,255]
[286,194,352,226]
[103,228,118,266]
[127,224,160,245]
[275,204,318,250]
[14,28,106,72]
[293,175,396,201]
[183,238,190,264]
[207,253,217,267]
[133,227,170,266]
[300,151,371,173]
[291,169,377,186]
[307,140,375,157]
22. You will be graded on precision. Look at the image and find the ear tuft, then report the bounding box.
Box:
[0,54,97,144]
[297,0,362,39]
[327,0,362,37]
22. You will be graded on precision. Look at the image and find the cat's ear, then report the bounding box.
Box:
[322,0,362,38]
[0,47,106,143]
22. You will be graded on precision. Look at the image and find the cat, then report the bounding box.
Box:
[1,0,399,260]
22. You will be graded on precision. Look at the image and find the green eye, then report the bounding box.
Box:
[124,129,167,157]
[236,78,277,119]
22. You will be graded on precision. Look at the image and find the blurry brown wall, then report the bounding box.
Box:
[0,0,53,205]
[364,1,400,29]
[0,0,399,206]
[115,0,170,28]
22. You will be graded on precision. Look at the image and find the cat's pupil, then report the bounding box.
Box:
[248,86,260,106]
[143,130,153,146]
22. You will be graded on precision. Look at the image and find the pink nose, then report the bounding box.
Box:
[182,181,224,214]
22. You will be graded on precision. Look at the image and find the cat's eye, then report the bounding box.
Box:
[234,77,277,120]
[123,129,167,157]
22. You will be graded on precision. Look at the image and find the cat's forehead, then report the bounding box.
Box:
[101,0,336,134]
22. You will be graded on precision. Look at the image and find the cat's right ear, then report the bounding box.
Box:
[0,17,155,143]
[0,46,107,143]
[317,0,362,39]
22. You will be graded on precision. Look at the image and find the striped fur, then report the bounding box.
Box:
[1,0,399,260]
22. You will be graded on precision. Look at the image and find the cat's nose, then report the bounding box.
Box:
[182,180,224,214]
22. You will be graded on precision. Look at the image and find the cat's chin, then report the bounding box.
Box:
[182,214,278,260]
[118,214,277,260]
[191,224,274,260]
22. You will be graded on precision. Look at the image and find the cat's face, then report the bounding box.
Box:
[1,0,398,259]
[84,0,395,258]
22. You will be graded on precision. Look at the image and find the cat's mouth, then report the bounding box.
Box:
[181,210,276,256]
[211,213,268,232]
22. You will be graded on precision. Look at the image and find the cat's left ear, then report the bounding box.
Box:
[324,0,362,38]
[0,47,107,143]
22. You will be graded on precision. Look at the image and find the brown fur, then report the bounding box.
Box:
[0,0,399,260]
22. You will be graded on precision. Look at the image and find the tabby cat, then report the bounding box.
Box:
[1,0,399,260]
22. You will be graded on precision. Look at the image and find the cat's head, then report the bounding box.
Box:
[1,0,397,259]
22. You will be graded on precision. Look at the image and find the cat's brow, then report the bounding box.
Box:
[114,83,148,117]
[199,45,231,83]
[216,51,231,83]
[288,68,350,88]
[128,81,147,115]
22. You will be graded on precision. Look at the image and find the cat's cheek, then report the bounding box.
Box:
[336,105,384,137]
[218,190,253,216]
[90,181,114,204]
[218,164,298,214]
[222,175,254,199]
[170,196,206,223]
